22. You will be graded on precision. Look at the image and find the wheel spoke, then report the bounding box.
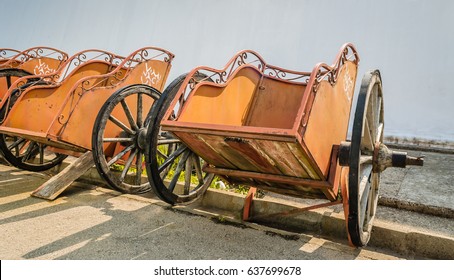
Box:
[120,148,138,182]
[184,155,192,194]
[103,137,134,143]
[376,95,382,127]
[157,148,168,160]
[376,123,384,143]
[368,86,376,139]
[120,99,139,131]
[137,93,143,128]
[360,155,373,165]
[108,115,134,135]
[39,144,44,164]
[107,145,135,166]
[168,150,191,193]
[158,145,187,173]
[22,142,37,162]
[135,150,143,185]
[362,120,374,152]
[192,154,204,183]
[157,139,181,145]
[359,174,371,228]
[8,137,26,152]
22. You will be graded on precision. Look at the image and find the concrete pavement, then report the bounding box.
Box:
[0,147,453,259]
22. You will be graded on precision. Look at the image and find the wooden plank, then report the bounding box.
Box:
[203,166,330,189]
[224,138,281,174]
[200,134,262,172]
[256,139,310,178]
[31,151,95,200]
[175,132,237,169]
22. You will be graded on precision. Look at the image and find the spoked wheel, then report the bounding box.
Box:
[0,135,67,171]
[145,73,215,205]
[348,70,384,247]
[92,84,161,194]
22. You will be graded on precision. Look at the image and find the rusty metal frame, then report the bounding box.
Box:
[0,49,21,63]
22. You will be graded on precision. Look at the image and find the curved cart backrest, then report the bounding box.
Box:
[0,49,21,65]
[0,47,68,71]
[0,47,173,153]
[53,46,174,152]
[0,47,69,99]
[161,43,359,200]
[0,49,125,122]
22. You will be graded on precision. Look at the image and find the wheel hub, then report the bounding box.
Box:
[135,128,148,150]
[339,141,424,172]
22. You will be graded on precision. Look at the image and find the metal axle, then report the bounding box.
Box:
[338,141,424,172]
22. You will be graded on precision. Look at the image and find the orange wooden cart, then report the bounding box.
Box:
[0,47,174,194]
[141,43,423,246]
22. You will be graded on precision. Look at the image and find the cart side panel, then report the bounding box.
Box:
[244,78,306,129]
[302,61,357,176]
[19,57,63,76]
[54,60,171,151]
[119,60,170,92]
[55,87,156,151]
[0,61,114,138]
[178,67,260,126]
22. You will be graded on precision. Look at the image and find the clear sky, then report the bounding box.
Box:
[1,0,453,140]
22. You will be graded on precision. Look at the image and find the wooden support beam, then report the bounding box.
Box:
[242,187,257,221]
[31,151,95,200]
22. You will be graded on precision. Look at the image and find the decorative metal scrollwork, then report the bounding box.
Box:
[311,44,359,92]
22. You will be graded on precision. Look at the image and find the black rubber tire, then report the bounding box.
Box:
[92,84,161,194]
[348,70,384,247]
[145,73,215,205]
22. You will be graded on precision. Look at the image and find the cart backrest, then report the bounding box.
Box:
[0,49,21,66]
[45,47,174,150]
[178,66,307,129]
[0,50,125,128]
[0,47,68,100]
[176,50,310,129]
[0,47,68,73]
[70,47,174,94]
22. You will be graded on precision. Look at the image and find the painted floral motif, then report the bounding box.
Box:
[33,59,55,75]
[343,67,354,101]
[140,63,161,86]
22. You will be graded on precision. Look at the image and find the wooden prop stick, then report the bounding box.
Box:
[31,151,94,200]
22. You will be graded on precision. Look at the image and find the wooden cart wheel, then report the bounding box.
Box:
[0,135,67,171]
[145,73,215,204]
[0,79,67,172]
[348,70,384,247]
[92,84,161,194]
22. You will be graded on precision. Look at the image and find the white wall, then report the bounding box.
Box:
[1,0,452,141]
